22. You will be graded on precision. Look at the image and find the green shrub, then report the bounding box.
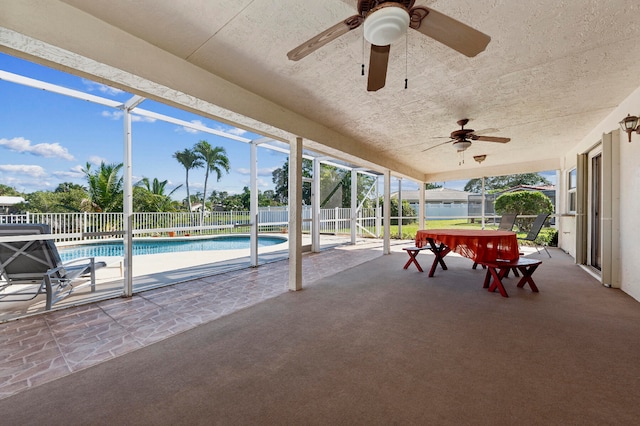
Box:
[378,198,416,225]
[495,191,553,232]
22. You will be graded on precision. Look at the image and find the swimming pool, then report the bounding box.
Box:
[59,235,287,262]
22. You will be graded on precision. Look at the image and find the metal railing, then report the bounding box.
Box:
[0,208,385,242]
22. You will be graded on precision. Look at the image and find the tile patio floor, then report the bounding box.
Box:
[0,239,401,400]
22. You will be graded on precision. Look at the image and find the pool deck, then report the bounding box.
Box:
[0,234,354,320]
[0,236,396,399]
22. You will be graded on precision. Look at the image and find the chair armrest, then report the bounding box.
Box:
[63,256,96,266]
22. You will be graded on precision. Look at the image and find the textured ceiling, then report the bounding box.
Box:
[4,0,640,181]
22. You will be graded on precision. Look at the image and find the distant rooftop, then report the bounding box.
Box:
[0,196,25,205]
[391,187,472,202]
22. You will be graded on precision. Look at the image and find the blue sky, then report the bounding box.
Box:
[0,53,289,201]
[1,52,554,200]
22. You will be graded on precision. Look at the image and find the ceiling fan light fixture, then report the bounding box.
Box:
[363,5,410,46]
[453,139,472,152]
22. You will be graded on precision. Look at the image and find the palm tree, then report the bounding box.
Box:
[173,148,203,212]
[134,177,183,212]
[194,140,230,219]
[136,177,182,196]
[81,162,124,212]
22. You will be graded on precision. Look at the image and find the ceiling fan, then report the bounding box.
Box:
[287,1,491,91]
[423,119,511,152]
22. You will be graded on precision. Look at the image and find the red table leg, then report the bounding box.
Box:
[482,258,542,297]
[485,266,510,297]
[402,247,424,272]
[426,239,451,277]
[515,264,540,292]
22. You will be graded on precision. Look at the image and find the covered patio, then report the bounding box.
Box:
[3,0,640,301]
[2,1,640,422]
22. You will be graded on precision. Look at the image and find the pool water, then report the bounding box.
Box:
[59,236,287,262]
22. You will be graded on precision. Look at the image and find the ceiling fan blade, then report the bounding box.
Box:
[287,15,363,61]
[367,44,390,92]
[410,6,490,57]
[472,128,500,136]
[473,136,511,143]
[422,140,452,152]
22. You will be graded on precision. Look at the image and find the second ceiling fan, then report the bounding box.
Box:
[287,1,491,91]
[423,119,511,153]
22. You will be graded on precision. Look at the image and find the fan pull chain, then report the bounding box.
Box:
[404,31,408,89]
[361,35,365,76]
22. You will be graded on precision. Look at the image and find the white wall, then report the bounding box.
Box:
[619,114,640,301]
[560,86,640,301]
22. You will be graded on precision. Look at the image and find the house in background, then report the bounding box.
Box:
[391,188,472,219]
[393,185,556,221]
[468,185,557,218]
[0,196,25,215]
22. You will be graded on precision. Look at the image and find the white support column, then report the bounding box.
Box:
[312,157,321,252]
[288,137,303,291]
[121,95,144,298]
[250,141,259,267]
[351,169,357,244]
[419,182,425,230]
[375,176,381,237]
[397,178,403,238]
[383,170,391,255]
[481,176,486,229]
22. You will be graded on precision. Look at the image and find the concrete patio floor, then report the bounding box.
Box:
[0,237,394,399]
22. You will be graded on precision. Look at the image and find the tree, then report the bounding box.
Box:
[271,160,375,208]
[173,148,203,212]
[378,197,416,226]
[207,190,229,210]
[15,188,88,213]
[81,162,124,212]
[134,177,183,212]
[464,173,551,193]
[318,165,375,209]
[222,187,250,210]
[425,182,442,190]
[54,182,86,193]
[0,184,22,196]
[260,189,278,207]
[194,141,230,217]
[494,191,553,231]
[271,158,313,204]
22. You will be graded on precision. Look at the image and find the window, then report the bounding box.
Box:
[568,168,577,213]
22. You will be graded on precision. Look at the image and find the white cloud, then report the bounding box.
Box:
[102,110,155,123]
[131,114,155,123]
[0,137,74,161]
[52,170,84,179]
[0,164,47,177]
[88,155,108,165]
[176,119,206,134]
[82,79,124,96]
[53,164,85,179]
[225,127,247,136]
[101,110,121,120]
[236,167,277,176]
[177,122,248,137]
